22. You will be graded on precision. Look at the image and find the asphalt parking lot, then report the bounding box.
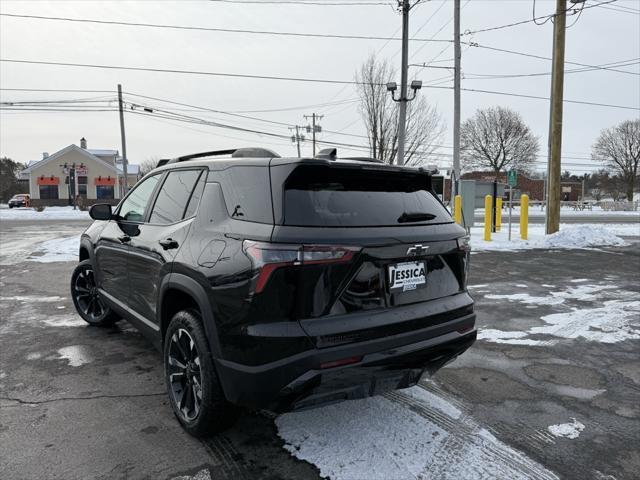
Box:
[1,219,639,480]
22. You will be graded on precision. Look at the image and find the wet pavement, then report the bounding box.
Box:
[1,220,639,479]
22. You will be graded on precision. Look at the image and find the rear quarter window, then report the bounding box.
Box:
[283,165,452,227]
[212,166,274,224]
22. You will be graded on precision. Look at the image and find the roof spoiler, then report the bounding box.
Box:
[315,147,384,164]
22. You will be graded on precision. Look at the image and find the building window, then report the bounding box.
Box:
[39,185,59,200]
[78,184,87,196]
[77,176,88,185]
[96,185,114,200]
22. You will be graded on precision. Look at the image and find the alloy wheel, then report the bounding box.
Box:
[72,265,107,321]
[167,328,203,422]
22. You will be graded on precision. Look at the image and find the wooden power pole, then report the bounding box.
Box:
[117,84,129,196]
[452,0,461,196]
[545,0,567,234]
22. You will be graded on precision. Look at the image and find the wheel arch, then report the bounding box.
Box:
[159,273,222,359]
[79,236,94,263]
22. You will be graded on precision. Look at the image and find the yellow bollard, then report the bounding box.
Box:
[454,195,462,225]
[496,197,502,231]
[484,195,492,241]
[520,194,529,240]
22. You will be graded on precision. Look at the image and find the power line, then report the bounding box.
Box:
[209,0,393,4]
[0,87,115,93]
[3,58,637,110]
[456,86,638,111]
[464,58,640,80]
[0,102,608,169]
[463,42,640,76]
[0,13,451,44]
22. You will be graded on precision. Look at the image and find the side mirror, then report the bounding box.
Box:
[89,203,113,221]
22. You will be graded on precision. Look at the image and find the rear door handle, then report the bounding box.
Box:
[118,235,131,243]
[159,238,179,250]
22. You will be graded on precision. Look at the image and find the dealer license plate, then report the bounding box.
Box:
[388,261,427,292]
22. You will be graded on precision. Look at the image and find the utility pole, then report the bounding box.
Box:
[545,0,567,234]
[452,0,461,196]
[117,84,129,196]
[289,125,305,157]
[396,0,410,166]
[304,114,323,156]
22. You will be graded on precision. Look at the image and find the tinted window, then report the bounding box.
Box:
[119,174,160,222]
[283,165,452,227]
[150,170,201,224]
[184,171,206,219]
[216,166,273,224]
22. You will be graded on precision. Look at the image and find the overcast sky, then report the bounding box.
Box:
[1,0,638,175]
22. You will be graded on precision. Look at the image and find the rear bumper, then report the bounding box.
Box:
[215,312,476,412]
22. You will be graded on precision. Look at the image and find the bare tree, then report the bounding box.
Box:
[139,157,160,177]
[592,119,640,201]
[460,106,539,179]
[355,54,445,166]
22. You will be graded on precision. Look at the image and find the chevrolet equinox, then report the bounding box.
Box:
[70,147,476,437]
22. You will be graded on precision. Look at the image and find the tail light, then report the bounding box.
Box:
[243,241,361,293]
[457,236,471,288]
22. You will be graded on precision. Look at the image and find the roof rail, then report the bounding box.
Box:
[170,147,280,164]
[156,158,171,168]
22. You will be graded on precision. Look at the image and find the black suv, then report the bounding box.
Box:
[71,147,476,436]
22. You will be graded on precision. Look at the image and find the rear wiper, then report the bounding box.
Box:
[397,212,437,223]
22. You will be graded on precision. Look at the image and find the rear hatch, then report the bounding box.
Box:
[261,161,471,346]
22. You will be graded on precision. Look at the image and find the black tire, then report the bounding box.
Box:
[9,205,13,208]
[164,309,239,437]
[70,260,119,326]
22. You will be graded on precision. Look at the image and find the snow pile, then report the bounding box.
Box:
[547,419,585,439]
[27,236,79,263]
[471,225,632,252]
[540,226,627,249]
[0,206,90,221]
[276,385,558,480]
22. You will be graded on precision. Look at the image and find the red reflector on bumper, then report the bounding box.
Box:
[320,356,363,369]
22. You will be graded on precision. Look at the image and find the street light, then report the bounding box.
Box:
[389,80,423,103]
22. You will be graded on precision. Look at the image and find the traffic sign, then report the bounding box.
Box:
[507,169,517,187]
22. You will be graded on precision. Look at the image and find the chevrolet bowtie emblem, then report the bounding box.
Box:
[406,244,428,256]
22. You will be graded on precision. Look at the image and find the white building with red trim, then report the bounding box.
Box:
[21,138,139,205]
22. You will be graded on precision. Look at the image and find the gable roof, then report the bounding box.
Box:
[88,149,118,156]
[22,144,119,174]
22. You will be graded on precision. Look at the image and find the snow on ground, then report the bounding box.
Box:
[473,206,640,217]
[0,234,80,265]
[0,206,90,221]
[547,419,585,440]
[477,284,640,346]
[56,345,94,367]
[276,384,558,480]
[27,236,80,263]
[470,224,637,252]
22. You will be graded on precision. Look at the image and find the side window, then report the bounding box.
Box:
[184,171,206,219]
[217,166,273,224]
[118,174,161,222]
[149,170,201,225]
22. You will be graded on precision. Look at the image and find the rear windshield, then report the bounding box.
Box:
[283,165,452,227]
